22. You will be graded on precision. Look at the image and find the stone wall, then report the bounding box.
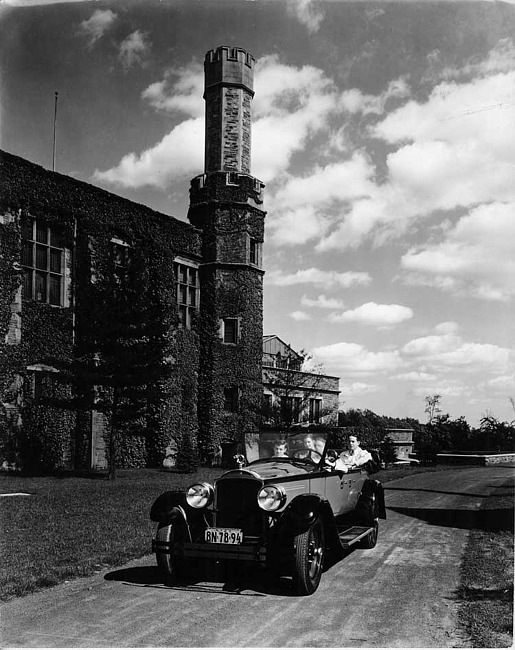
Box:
[437,452,515,465]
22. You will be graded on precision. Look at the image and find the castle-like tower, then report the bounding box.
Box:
[188,46,265,459]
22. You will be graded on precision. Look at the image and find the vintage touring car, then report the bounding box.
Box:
[150,430,386,595]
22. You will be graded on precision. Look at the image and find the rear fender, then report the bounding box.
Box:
[360,479,386,519]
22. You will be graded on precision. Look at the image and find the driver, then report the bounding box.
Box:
[273,440,288,457]
[297,434,320,460]
[328,435,372,473]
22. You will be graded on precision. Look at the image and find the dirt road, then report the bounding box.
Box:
[2,465,513,647]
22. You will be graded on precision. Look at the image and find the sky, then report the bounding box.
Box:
[1,0,514,426]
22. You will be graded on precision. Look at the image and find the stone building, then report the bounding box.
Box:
[262,335,340,428]
[385,428,415,461]
[0,46,265,471]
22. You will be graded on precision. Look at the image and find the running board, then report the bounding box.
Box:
[337,525,373,548]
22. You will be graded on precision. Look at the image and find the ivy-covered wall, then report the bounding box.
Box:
[0,149,204,471]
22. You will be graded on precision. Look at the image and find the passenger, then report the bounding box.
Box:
[273,440,288,457]
[330,435,372,473]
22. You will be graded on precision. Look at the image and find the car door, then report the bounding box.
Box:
[346,468,367,511]
[324,470,351,516]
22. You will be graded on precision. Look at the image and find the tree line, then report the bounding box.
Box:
[338,397,515,465]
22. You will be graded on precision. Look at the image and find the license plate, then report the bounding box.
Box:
[205,528,243,544]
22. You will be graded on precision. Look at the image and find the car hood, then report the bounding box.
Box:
[244,460,311,480]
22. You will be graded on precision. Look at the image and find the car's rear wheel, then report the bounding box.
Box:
[360,519,378,548]
[292,517,324,595]
[359,495,379,549]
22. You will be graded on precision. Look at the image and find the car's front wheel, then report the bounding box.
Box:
[155,523,176,581]
[155,523,196,583]
[292,517,325,595]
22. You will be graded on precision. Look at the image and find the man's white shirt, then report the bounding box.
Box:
[334,447,372,472]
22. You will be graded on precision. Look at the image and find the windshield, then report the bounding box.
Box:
[246,431,328,465]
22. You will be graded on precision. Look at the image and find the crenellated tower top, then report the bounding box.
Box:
[204,46,255,96]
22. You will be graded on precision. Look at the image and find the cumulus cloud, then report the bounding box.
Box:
[411,380,468,399]
[394,371,437,382]
[286,0,324,34]
[93,118,203,189]
[311,341,404,376]
[5,0,89,4]
[318,43,515,252]
[78,9,116,48]
[266,268,371,288]
[118,30,150,71]
[327,302,414,326]
[340,382,380,398]
[301,294,344,309]
[340,78,410,115]
[401,202,515,301]
[482,375,515,393]
[401,331,512,375]
[432,38,515,82]
[141,62,204,117]
[252,55,339,183]
[290,311,311,321]
[266,153,376,246]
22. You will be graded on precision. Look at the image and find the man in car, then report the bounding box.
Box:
[330,435,372,472]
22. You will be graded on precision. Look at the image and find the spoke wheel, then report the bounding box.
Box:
[360,520,378,549]
[155,524,176,581]
[292,517,324,595]
[359,495,379,549]
[155,523,193,583]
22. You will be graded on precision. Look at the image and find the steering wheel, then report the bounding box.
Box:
[292,447,322,464]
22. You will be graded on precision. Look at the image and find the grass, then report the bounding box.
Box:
[456,479,514,648]
[0,467,221,600]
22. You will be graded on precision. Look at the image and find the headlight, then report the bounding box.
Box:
[186,482,214,508]
[257,485,286,512]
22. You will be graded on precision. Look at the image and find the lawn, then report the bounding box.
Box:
[0,467,221,600]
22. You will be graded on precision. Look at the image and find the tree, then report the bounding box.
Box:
[477,415,515,452]
[47,245,175,479]
[379,435,397,466]
[425,394,442,424]
[262,351,337,430]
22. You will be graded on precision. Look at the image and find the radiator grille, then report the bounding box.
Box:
[215,477,263,536]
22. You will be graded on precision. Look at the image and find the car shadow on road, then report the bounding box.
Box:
[104,564,300,597]
[387,506,514,531]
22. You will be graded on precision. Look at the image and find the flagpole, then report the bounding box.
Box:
[52,91,58,172]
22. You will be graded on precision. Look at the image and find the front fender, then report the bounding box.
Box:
[150,490,188,523]
[150,490,212,529]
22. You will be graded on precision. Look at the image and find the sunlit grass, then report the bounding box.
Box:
[0,468,221,600]
[456,480,514,648]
